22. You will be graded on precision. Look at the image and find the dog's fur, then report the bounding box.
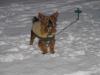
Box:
[30,12,59,54]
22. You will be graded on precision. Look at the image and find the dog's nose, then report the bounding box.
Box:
[48,20,52,27]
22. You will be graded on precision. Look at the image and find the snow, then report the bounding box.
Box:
[18,44,29,49]
[0,0,100,75]
[7,48,19,52]
[0,53,25,62]
[0,41,7,46]
[64,71,92,75]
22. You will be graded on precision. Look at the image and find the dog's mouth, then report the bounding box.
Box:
[46,27,56,35]
[48,27,53,33]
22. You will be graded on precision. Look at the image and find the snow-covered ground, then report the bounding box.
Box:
[0,0,100,75]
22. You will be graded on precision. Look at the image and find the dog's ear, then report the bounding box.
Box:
[51,11,59,18]
[38,13,45,21]
[50,11,59,22]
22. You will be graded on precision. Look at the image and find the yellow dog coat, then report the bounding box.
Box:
[32,21,55,38]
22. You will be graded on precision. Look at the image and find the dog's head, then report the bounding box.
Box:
[38,12,59,35]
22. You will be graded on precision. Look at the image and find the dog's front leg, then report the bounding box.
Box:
[29,30,36,45]
[49,38,55,54]
[38,40,48,54]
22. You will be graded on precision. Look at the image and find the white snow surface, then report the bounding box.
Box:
[0,0,100,75]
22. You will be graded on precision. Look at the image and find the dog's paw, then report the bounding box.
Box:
[42,52,48,54]
[50,51,55,54]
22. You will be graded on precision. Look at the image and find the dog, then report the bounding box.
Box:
[29,11,59,54]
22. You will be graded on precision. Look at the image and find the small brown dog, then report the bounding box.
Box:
[29,11,59,54]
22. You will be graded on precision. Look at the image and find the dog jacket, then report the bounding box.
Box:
[32,21,55,38]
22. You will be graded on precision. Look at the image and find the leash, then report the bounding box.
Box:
[56,19,78,35]
[56,8,82,36]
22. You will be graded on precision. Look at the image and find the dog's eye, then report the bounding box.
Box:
[49,19,56,26]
